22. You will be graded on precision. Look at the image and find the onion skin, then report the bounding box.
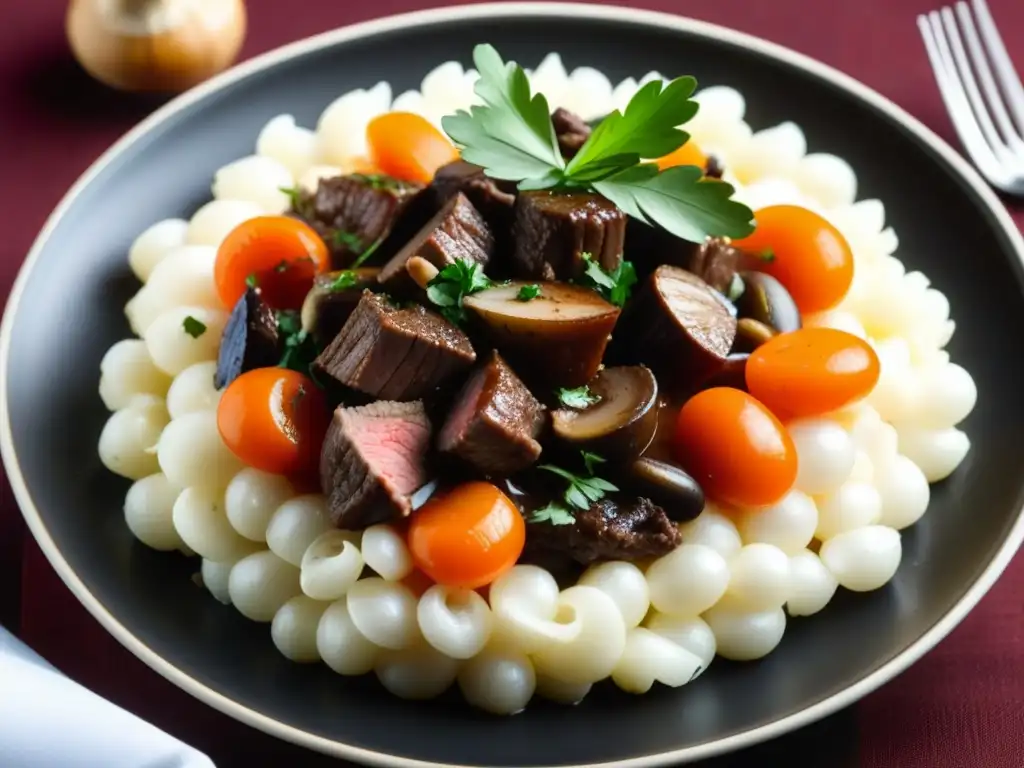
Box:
[66,0,247,93]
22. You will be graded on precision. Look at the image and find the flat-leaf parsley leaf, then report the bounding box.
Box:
[516,284,541,301]
[557,385,600,409]
[539,453,618,510]
[528,502,576,526]
[579,253,637,307]
[426,259,493,325]
[182,316,207,338]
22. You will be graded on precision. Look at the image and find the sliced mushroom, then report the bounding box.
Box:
[734,271,801,333]
[464,281,620,389]
[733,317,777,353]
[612,266,736,391]
[215,288,280,389]
[626,458,705,522]
[551,366,658,461]
[300,267,380,347]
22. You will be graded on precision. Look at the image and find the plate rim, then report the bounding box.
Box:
[3,3,1023,767]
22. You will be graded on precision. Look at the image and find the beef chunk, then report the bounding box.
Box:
[293,174,423,268]
[512,191,625,281]
[523,496,682,565]
[551,107,592,159]
[377,192,494,297]
[624,226,741,294]
[431,160,516,233]
[312,291,476,401]
[215,288,279,389]
[300,267,381,348]
[320,400,432,528]
[437,351,545,475]
[683,237,744,295]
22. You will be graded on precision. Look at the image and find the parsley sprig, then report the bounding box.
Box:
[557,385,600,409]
[579,253,637,307]
[442,44,754,242]
[276,310,320,376]
[529,451,618,526]
[182,316,207,339]
[516,284,541,301]
[426,259,493,325]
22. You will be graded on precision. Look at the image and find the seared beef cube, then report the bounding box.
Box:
[551,107,591,159]
[611,266,736,390]
[294,175,423,267]
[378,192,494,296]
[683,237,744,295]
[523,496,682,565]
[320,400,431,528]
[300,267,381,347]
[215,288,279,389]
[437,351,545,475]
[431,160,516,232]
[512,191,625,281]
[313,291,476,401]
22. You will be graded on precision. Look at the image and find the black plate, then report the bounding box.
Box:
[4,5,1024,767]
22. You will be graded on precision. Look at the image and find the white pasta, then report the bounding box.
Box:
[646,544,729,617]
[896,426,970,482]
[200,558,235,605]
[644,613,716,678]
[417,585,493,659]
[736,490,818,554]
[723,544,791,612]
[124,473,183,551]
[99,339,172,411]
[172,486,259,562]
[458,645,536,715]
[678,507,743,559]
[212,155,294,214]
[127,246,220,334]
[814,480,882,540]
[318,599,380,676]
[298,164,344,193]
[578,561,650,628]
[186,199,263,247]
[266,495,332,566]
[703,606,786,661]
[865,337,918,423]
[489,565,579,653]
[128,218,189,282]
[317,83,391,164]
[228,550,301,622]
[531,586,627,686]
[157,409,244,491]
[909,362,977,429]
[361,524,413,581]
[788,418,856,495]
[225,468,295,542]
[375,640,460,701]
[256,114,318,179]
[271,595,329,662]
[166,361,221,419]
[612,627,703,694]
[786,550,839,617]
[791,153,857,210]
[730,122,807,183]
[534,674,592,706]
[819,526,902,592]
[144,305,227,376]
[561,66,612,121]
[346,577,419,650]
[98,395,169,480]
[874,454,930,530]
[300,530,364,601]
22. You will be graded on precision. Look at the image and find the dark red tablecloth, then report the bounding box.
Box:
[2,1,1024,766]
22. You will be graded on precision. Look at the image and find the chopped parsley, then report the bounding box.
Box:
[516,284,542,301]
[279,185,303,210]
[528,502,576,526]
[426,259,493,325]
[333,230,384,266]
[441,44,754,242]
[557,385,600,409]
[275,309,319,376]
[181,316,207,339]
[326,270,360,292]
[350,173,402,191]
[579,253,637,307]
[274,256,313,274]
[538,451,618,511]
[758,247,776,263]
[245,273,258,289]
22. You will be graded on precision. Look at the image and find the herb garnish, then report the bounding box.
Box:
[528,502,576,526]
[279,185,303,210]
[276,310,319,376]
[442,44,754,242]
[245,273,258,289]
[326,271,360,292]
[426,259,493,325]
[516,284,541,301]
[182,316,207,338]
[350,173,402,191]
[538,451,618,510]
[579,253,637,307]
[333,230,384,265]
[758,247,776,263]
[557,385,600,409]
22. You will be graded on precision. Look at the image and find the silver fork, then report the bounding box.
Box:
[918,0,1024,194]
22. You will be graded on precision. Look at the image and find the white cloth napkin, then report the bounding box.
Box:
[0,626,216,768]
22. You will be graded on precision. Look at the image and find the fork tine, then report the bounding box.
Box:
[970,0,1024,134]
[955,1,1024,150]
[918,13,1003,179]
[939,8,1008,159]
